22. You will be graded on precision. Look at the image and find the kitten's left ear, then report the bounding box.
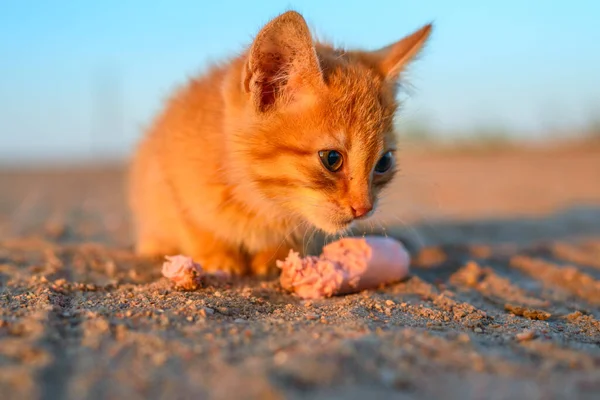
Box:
[370,23,433,81]
[243,11,325,113]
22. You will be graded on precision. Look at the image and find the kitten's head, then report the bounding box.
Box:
[225,11,432,234]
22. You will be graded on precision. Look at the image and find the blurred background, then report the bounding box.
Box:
[1,0,599,166]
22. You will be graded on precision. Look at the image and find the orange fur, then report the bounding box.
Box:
[128,11,432,276]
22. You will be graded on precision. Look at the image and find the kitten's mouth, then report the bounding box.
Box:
[346,209,375,224]
[327,210,376,233]
[311,218,353,235]
[342,217,356,225]
[307,206,376,234]
[329,218,356,233]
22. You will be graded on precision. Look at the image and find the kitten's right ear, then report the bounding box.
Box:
[242,11,325,113]
[370,23,433,82]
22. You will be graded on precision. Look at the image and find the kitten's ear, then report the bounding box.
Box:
[243,11,325,112]
[370,23,433,81]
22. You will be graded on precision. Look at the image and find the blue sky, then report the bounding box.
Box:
[1,1,599,162]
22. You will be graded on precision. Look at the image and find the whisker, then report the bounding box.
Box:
[258,220,308,268]
[305,227,319,255]
[306,228,317,252]
[377,211,426,249]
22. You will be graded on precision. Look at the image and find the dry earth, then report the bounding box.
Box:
[1,142,600,399]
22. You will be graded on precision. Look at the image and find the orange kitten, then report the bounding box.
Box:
[128,11,432,276]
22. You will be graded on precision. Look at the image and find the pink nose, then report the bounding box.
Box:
[351,204,373,219]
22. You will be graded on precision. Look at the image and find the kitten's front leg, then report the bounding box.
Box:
[250,233,324,277]
[180,223,248,276]
[249,245,296,278]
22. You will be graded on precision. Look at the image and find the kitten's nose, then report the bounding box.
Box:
[351,204,373,219]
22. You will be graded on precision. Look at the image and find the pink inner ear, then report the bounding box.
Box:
[255,51,289,111]
[246,26,323,112]
[259,80,278,111]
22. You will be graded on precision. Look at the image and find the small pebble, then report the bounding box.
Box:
[474,327,483,333]
[274,351,288,365]
[516,329,536,342]
[216,307,230,315]
[456,333,471,343]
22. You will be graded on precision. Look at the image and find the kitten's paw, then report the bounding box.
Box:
[180,225,248,276]
[250,246,294,279]
[196,250,248,276]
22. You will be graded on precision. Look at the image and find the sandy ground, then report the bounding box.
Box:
[1,142,600,399]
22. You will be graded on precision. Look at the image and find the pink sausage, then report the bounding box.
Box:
[277,236,410,299]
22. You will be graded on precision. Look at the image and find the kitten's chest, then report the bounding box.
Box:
[212,195,308,251]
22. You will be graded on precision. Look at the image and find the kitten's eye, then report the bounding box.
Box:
[374,151,393,174]
[318,150,343,172]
